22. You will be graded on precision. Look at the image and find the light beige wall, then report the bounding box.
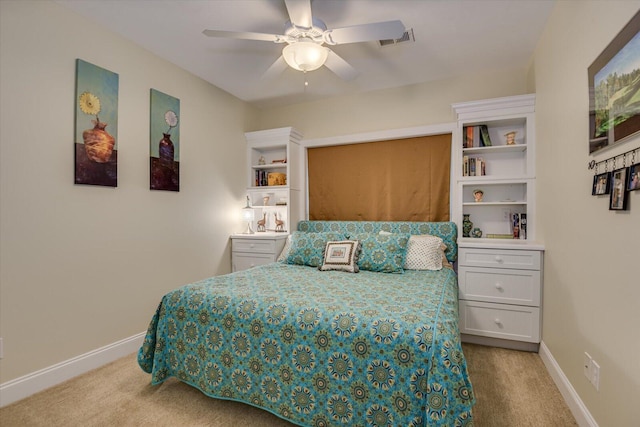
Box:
[533,1,639,425]
[0,0,256,382]
[256,69,529,139]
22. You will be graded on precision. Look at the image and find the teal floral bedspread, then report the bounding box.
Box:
[138,262,474,426]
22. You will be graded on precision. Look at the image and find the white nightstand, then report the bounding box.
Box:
[230,233,288,272]
[457,242,544,351]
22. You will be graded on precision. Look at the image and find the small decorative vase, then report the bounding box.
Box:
[462,214,473,237]
[83,120,115,163]
[159,133,174,167]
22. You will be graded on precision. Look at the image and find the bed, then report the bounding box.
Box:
[138,221,475,426]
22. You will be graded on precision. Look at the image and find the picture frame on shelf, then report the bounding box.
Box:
[609,167,629,210]
[588,11,640,154]
[592,171,611,195]
[627,163,640,191]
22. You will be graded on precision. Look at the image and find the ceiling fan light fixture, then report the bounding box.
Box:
[282,40,329,72]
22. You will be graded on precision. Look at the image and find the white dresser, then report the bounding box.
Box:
[230,233,288,272]
[457,243,544,351]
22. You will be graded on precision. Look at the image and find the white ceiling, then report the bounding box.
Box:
[56,0,555,109]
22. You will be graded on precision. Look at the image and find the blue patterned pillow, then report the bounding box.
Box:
[285,231,346,267]
[352,232,410,273]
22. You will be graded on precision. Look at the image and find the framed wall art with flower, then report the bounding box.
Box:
[74,59,119,187]
[150,89,180,192]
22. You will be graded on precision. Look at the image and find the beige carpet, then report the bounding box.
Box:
[0,343,577,426]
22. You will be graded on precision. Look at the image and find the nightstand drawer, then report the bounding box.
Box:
[458,248,541,270]
[459,266,541,306]
[232,253,274,271]
[232,239,277,254]
[459,300,540,342]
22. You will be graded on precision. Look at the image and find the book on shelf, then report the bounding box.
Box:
[463,126,481,148]
[511,213,526,239]
[254,170,269,186]
[480,125,492,146]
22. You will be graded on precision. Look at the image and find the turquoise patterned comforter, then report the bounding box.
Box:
[138,263,475,426]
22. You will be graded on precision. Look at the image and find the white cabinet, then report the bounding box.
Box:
[244,127,303,234]
[452,94,536,242]
[230,234,288,272]
[457,245,544,351]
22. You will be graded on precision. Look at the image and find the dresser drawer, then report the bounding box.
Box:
[458,247,541,270]
[458,266,541,306]
[459,300,540,343]
[232,238,277,254]
[232,253,274,272]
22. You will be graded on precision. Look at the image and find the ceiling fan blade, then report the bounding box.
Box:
[262,56,288,80]
[324,20,405,45]
[284,0,313,29]
[324,50,359,81]
[202,29,285,43]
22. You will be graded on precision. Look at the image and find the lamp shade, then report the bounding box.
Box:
[241,195,255,234]
[282,40,329,72]
[242,207,255,222]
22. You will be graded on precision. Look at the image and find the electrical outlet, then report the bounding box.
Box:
[591,360,600,391]
[583,352,592,380]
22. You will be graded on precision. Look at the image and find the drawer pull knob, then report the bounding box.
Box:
[249,244,255,248]
[494,255,503,263]
[495,283,504,291]
[494,318,502,325]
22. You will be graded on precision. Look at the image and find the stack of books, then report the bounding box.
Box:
[463,125,492,148]
[462,156,486,176]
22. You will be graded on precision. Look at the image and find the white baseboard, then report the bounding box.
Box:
[539,341,598,427]
[0,332,146,408]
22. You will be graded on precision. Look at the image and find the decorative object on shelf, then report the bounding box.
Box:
[274,212,285,232]
[276,198,288,206]
[242,196,255,234]
[462,214,473,238]
[628,162,640,191]
[272,158,286,164]
[268,172,286,186]
[258,156,266,165]
[505,131,517,145]
[74,59,119,187]
[262,196,270,206]
[588,10,640,154]
[256,212,267,232]
[150,88,180,192]
[471,227,483,238]
[473,189,484,202]
[609,167,629,210]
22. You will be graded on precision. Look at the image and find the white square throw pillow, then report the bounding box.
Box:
[404,234,444,270]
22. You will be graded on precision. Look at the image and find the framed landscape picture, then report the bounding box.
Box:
[588,11,640,154]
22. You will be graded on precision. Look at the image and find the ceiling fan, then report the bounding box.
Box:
[202,0,405,80]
